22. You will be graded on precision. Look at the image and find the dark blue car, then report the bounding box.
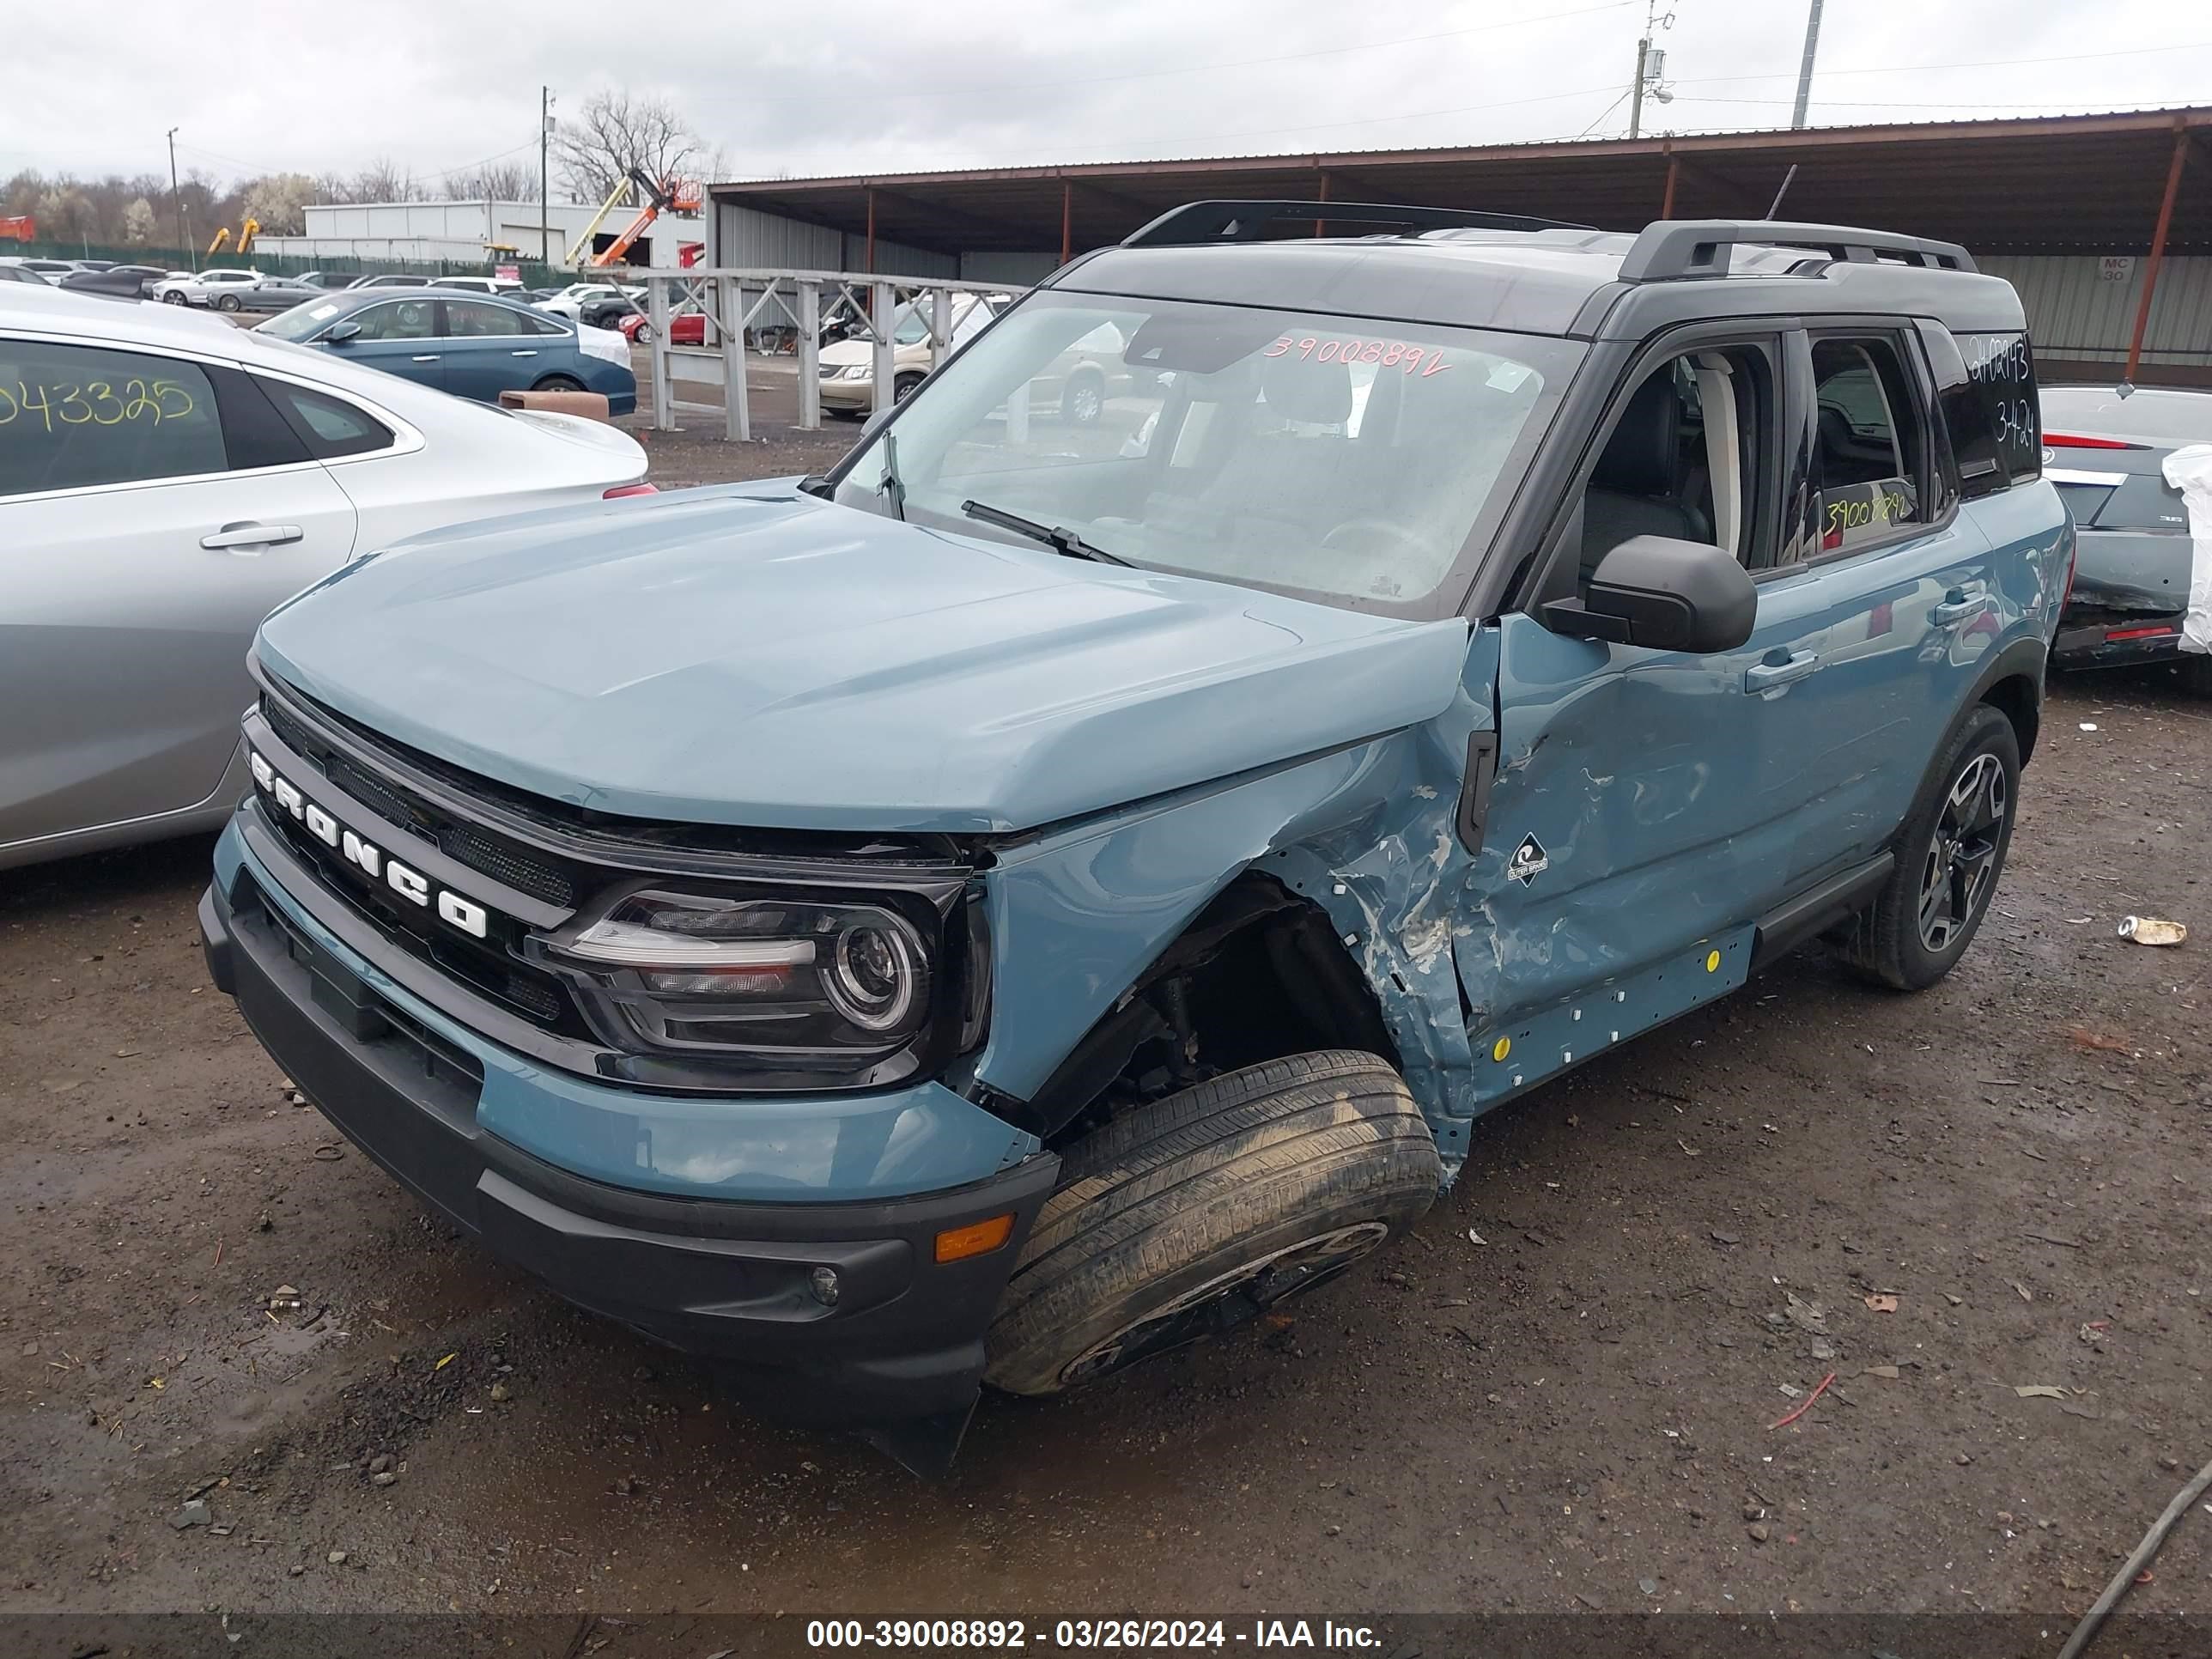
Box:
[254,288,635,414]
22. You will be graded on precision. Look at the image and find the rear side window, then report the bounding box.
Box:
[444,301,527,337]
[0,340,227,497]
[1936,331,2039,495]
[1811,336,1929,553]
[511,308,568,337]
[257,378,396,459]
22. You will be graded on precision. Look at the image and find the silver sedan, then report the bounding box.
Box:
[0,283,653,871]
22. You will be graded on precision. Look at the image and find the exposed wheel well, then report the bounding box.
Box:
[1982,672,2040,765]
[1026,872,1400,1152]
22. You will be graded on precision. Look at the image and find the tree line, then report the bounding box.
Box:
[7,92,718,252]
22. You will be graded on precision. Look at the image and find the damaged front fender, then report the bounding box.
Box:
[968,630,1501,1180]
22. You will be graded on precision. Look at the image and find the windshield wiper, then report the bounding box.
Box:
[960,499,1129,566]
[880,434,908,522]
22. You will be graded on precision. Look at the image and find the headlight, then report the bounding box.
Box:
[544,887,935,1073]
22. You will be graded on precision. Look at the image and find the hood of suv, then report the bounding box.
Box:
[254,489,1472,835]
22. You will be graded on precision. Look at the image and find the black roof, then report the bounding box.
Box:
[1051,212,2027,340]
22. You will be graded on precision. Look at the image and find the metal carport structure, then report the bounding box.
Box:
[710,107,2212,385]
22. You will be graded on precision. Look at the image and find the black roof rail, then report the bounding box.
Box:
[1123,199,1592,247]
[1620,219,1978,281]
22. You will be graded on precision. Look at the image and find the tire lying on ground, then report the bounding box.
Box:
[985,1049,1441,1397]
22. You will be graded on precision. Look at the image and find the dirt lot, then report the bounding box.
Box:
[5,422,2212,1628]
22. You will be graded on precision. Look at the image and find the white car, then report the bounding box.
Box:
[0,283,653,871]
[436,276,526,298]
[153,268,265,308]
[534,282,645,322]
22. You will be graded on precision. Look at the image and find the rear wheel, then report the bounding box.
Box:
[532,374,585,393]
[984,1050,1439,1397]
[633,322,655,345]
[215,292,242,313]
[161,290,186,305]
[1837,702,2019,990]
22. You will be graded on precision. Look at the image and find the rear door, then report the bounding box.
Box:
[1790,327,1999,854]
[0,336,357,851]
[436,299,544,403]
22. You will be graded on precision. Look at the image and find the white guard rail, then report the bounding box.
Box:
[625,269,1029,440]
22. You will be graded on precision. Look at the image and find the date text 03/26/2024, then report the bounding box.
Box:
[805,1620,1382,1650]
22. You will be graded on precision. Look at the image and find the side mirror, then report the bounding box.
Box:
[322,320,361,344]
[1540,535,1757,655]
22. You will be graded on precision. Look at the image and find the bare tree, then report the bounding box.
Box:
[345,157,428,205]
[443,160,539,203]
[553,91,702,205]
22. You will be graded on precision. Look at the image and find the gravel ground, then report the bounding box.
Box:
[4,424,2212,1626]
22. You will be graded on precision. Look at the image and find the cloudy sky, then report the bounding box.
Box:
[7,0,2207,191]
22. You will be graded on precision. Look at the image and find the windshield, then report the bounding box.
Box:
[257,298,350,341]
[832,292,1576,612]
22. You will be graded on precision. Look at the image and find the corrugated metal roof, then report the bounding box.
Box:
[710,106,2212,257]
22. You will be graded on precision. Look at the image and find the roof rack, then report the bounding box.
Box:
[1619,219,1977,281]
[1122,199,1592,247]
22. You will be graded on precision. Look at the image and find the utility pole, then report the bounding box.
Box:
[1627,2,1674,139]
[539,88,554,269]
[1791,0,1826,129]
[166,127,198,271]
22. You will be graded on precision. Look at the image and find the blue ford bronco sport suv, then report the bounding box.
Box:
[201,201,2071,1470]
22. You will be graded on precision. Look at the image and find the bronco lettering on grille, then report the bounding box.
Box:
[250,748,491,939]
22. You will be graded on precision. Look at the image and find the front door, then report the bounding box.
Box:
[0,337,357,851]
[1455,333,1833,1094]
[329,296,445,391]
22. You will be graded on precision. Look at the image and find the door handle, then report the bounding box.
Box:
[1930,583,1990,627]
[410,354,441,362]
[201,522,302,553]
[1744,648,1821,694]
[510,349,538,357]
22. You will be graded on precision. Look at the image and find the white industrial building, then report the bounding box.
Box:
[254,199,708,270]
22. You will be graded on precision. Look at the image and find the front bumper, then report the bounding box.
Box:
[818,375,872,409]
[200,836,1057,1427]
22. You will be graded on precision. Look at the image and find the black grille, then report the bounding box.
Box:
[440,824,576,908]
[261,696,579,908]
[260,800,585,1034]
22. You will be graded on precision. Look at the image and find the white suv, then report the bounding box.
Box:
[152,269,264,309]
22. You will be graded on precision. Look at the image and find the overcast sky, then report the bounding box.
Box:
[7,0,2207,192]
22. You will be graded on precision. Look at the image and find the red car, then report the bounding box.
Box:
[618,307,703,345]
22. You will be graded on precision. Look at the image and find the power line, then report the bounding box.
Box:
[694,0,1637,106]
[1672,36,2212,88]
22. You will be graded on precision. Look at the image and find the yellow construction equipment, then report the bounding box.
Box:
[563,169,697,268]
[204,216,261,258]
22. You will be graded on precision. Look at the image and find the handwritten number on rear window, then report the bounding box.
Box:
[0,378,194,431]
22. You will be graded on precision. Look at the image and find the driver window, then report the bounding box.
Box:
[348,301,434,342]
[1578,344,1776,580]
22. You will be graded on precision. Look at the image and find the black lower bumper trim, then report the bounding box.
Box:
[201,869,1057,1428]
[2053,616,2186,670]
